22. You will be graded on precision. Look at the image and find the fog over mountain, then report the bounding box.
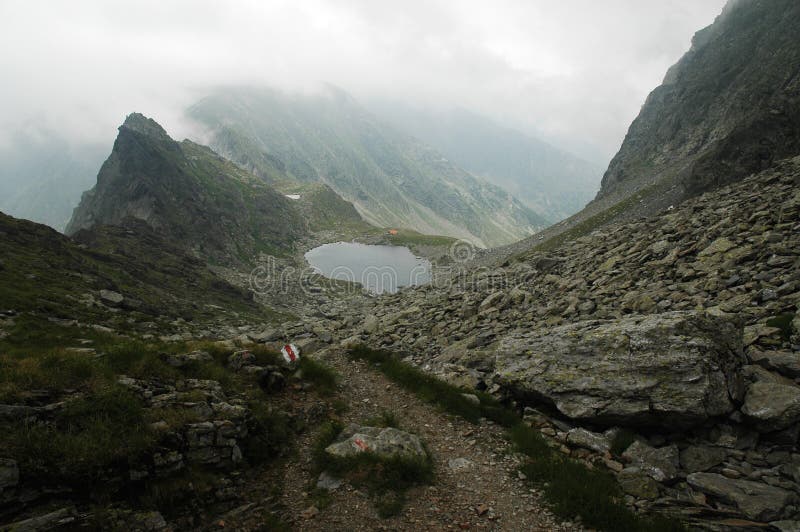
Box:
[0,0,725,163]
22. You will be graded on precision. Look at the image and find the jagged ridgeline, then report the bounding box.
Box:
[66,113,307,265]
[186,86,548,248]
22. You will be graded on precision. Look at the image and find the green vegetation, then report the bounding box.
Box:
[766,313,795,343]
[4,386,155,483]
[297,357,339,396]
[311,420,434,518]
[348,346,684,531]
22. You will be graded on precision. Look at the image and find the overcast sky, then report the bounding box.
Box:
[0,0,727,164]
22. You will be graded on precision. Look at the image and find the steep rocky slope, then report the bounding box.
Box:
[187,86,547,247]
[502,0,800,260]
[337,156,800,527]
[599,0,800,204]
[66,113,307,265]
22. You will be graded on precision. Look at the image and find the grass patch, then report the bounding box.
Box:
[348,346,685,531]
[242,400,294,465]
[365,410,400,428]
[298,357,338,395]
[0,385,156,483]
[311,420,433,518]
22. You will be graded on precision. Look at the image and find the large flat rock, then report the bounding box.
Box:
[687,473,796,522]
[494,311,745,428]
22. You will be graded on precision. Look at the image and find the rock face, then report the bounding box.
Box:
[494,312,744,428]
[598,0,800,213]
[325,424,427,461]
[65,113,307,265]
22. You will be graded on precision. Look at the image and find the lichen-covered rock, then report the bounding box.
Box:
[687,472,796,521]
[741,380,800,431]
[622,441,679,482]
[679,445,727,473]
[565,428,610,453]
[495,311,745,428]
[617,467,660,499]
[325,424,426,460]
[749,349,800,379]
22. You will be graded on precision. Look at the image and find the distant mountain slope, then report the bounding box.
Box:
[598,0,800,205]
[0,133,107,231]
[187,87,548,247]
[66,113,307,265]
[370,105,602,222]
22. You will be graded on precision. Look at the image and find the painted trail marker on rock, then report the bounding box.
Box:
[281,343,300,364]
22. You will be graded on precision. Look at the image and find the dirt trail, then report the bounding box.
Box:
[220,348,583,531]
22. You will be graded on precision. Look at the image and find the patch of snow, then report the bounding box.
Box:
[285,194,301,200]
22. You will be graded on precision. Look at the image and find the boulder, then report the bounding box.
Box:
[325,424,426,460]
[680,445,727,473]
[494,312,745,428]
[687,472,795,522]
[622,441,679,482]
[741,380,800,431]
[99,289,124,307]
[566,428,610,453]
[164,350,213,368]
[617,467,660,499]
[750,349,800,378]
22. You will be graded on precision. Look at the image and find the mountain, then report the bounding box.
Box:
[0,132,107,231]
[369,104,602,222]
[501,0,800,259]
[598,0,800,209]
[66,113,308,264]
[187,86,548,247]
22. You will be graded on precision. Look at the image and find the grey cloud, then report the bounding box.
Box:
[0,0,727,163]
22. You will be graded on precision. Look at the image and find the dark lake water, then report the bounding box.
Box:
[304,242,432,294]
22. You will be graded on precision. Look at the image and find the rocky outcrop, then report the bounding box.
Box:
[494,311,744,428]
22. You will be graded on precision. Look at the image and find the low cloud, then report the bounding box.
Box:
[0,0,727,163]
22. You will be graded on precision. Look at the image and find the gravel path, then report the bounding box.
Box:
[223,348,583,531]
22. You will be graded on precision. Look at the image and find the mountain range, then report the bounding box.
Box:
[187,86,549,247]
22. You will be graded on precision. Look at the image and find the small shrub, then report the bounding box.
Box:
[365,410,399,428]
[242,401,294,464]
[298,357,338,395]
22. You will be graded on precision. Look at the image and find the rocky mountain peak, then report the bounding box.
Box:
[120,112,172,141]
